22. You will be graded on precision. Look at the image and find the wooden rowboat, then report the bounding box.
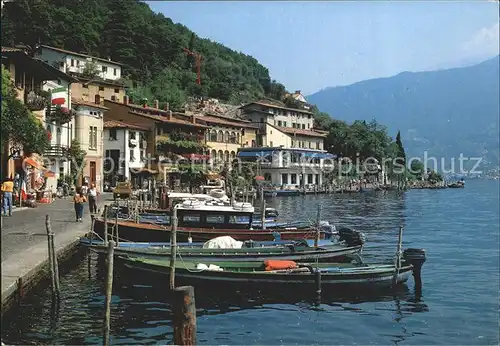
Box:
[119,256,417,290]
[79,237,362,262]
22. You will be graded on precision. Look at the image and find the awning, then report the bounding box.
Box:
[23,157,44,169]
[255,175,265,181]
[183,153,210,160]
[237,150,274,157]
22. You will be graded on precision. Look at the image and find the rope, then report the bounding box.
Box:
[175,250,208,273]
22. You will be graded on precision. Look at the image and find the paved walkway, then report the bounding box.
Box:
[1,194,113,309]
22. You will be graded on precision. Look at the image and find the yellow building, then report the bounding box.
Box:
[202,114,258,164]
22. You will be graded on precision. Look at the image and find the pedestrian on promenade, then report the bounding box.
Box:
[73,189,87,222]
[88,183,99,214]
[80,182,88,196]
[1,177,14,216]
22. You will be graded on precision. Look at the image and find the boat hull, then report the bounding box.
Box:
[80,239,361,262]
[120,258,413,289]
[93,218,328,242]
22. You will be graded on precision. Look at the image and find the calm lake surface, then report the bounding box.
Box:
[2,180,499,345]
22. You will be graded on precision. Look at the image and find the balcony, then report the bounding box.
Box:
[45,145,70,158]
[46,105,76,125]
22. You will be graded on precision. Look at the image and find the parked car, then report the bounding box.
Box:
[113,182,132,200]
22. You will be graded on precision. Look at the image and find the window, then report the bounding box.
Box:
[70,59,75,67]
[270,141,273,147]
[89,126,98,150]
[217,130,223,142]
[114,88,119,93]
[140,150,145,162]
[109,128,117,140]
[156,127,161,135]
[83,84,88,89]
[209,130,217,142]
[278,121,282,126]
[242,129,245,136]
[129,131,136,139]
[307,124,310,129]
[308,174,313,184]
[224,131,229,143]
[260,118,264,123]
[113,68,117,76]
[302,124,305,129]
[182,214,201,223]
[229,215,250,224]
[291,174,297,185]
[99,86,104,91]
[102,66,108,73]
[316,141,320,149]
[130,149,135,161]
[206,215,225,224]
[282,173,288,185]
[111,95,116,101]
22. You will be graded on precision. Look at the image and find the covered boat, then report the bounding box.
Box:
[80,235,363,262]
[93,200,336,242]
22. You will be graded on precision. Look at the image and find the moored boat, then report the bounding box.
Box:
[118,248,425,290]
[79,236,363,262]
[94,199,336,242]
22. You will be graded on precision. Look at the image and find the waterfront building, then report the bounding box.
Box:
[103,120,149,187]
[36,45,127,189]
[103,98,208,189]
[1,46,76,191]
[237,147,336,188]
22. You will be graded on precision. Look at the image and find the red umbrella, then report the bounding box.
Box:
[255,176,265,181]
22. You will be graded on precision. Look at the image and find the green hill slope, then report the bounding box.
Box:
[1,0,287,108]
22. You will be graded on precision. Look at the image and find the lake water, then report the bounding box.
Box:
[2,180,499,345]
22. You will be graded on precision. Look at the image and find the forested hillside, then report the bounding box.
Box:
[1,0,288,109]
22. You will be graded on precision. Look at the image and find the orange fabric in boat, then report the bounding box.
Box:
[264,260,298,271]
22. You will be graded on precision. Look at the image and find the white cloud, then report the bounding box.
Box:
[462,22,500,58]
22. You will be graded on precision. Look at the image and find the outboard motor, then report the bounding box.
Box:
[338,227,366,247]
[403,248,426,291]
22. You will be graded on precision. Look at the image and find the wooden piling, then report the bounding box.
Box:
[114,207,119,246]
[172,286,197,345]
[45,215,60,299]
[314,205,321,247]
[103,240,115,346]
[103,205,108,246]
[169,206,179,290]
[393,226,404,286]
[261,200,266,230]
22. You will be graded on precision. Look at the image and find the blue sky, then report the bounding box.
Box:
[146,1,499,95]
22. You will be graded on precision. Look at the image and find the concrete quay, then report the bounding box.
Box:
[1,193,112,316]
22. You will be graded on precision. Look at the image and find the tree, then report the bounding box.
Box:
[1,65,50,170]
[66,139,87,185]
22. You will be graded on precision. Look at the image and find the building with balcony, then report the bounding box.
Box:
[202,114,258,165]
[237,147,336,188]
[72,98,109,190]
[239,99,327,150]
[35,45,126,104]
[103,98,209,188]
[1,46,76,190]
[103,120,149,187]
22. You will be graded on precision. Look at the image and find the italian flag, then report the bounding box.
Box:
[51,87,67,106]
[21,180,27,201]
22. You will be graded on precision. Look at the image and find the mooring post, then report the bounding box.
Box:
[103,240,115,346]
[315,270,322,298]
[103,205,109,246]
[229,180,235,206]
[314,205,322,247]
[172,285,197,345]
[115,207,119,246]
[45,215,60,299]
[169,205,179,290]
[393,226,404,286]
[261,199,266,230]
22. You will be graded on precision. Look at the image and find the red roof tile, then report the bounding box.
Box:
[201,115,258,129]
[72,98,109,110]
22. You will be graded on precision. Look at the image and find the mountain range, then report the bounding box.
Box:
[308,56,500,172]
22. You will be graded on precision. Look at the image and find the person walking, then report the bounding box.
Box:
[1,178,14,216]
[88,183,99,214]
[73,190,87,222]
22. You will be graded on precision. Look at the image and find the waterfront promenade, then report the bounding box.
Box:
[1,193,112,313]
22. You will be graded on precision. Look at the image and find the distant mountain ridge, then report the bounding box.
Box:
[308,55,500,172]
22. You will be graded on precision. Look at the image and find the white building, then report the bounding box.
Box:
[43,79,76,191]
[237,147,336,189]
[103,120,149,186]
[36,45,123,81]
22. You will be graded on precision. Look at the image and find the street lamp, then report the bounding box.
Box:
[9,146,21,159]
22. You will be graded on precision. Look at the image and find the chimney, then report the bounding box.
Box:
[123,95,129,105]
[164,102,169,112]
[191,114,196,124]
[154,99,159,109]
[166,110,172,120]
